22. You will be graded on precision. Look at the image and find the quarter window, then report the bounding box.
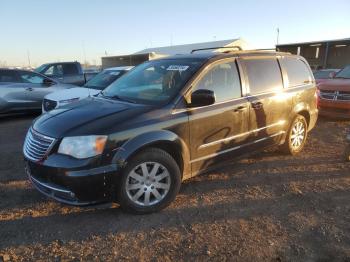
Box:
[244,58,283,95]
[281,57,312,87]
[193,61,242,103]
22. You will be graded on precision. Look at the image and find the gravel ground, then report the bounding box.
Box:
[0,114,350,261]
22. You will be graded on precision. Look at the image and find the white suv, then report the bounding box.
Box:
[42,66,133,112]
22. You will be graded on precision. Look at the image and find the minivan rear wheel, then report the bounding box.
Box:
[117,148,181,214]
[281,115,308,155]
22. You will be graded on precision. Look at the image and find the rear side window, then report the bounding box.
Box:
[63,64,79,75]
[281,57,312,87]
[0,70,19,82]
[243,58,283,95]
[193,61,241,102]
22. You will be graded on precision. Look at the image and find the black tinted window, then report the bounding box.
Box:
[244,58,283,94]
[281,57,312,87]
[0,70,19,82]
[63,64,79,75]
[193,61,241,102]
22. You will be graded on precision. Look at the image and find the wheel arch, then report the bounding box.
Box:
[112,130,191,180]
[293,102,311,129]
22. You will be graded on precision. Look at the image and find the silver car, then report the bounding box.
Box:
[0,69,75,114]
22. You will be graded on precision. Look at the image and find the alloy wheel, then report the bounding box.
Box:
[290,120,306,150]
[125,162,171,206]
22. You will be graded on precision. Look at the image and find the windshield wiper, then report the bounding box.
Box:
[99,91,136,103]
[335,76,350,79]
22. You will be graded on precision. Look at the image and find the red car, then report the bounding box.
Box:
[317,65,350,118]
[313,69,340,85]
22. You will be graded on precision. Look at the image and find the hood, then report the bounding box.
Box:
[318,78,350,91]
[33,97,154,138]
[45,87,100,102]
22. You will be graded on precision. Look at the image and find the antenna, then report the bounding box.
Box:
[27,50,31,68]
[276,28,280,45]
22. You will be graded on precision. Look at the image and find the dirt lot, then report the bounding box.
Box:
[0,114,350,261]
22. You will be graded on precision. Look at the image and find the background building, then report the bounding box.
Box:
[101,38,249,69]
[277,38,350,70]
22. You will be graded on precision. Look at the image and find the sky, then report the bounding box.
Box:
[0,0,349,67]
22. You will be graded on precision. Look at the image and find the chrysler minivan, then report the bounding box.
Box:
[23,49,318,213]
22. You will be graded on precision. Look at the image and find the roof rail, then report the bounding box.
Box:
[190,46,242,54]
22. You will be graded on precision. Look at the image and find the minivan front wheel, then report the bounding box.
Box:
[281,115,308,155]
[117,148,181,214]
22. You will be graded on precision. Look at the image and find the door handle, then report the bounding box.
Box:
[252,102,263,110]
[233,106,247,112]
[25,87,34,91]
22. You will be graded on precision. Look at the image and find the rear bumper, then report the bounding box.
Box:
[24,155,119,206]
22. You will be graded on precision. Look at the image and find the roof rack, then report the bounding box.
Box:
[190,46,242,54]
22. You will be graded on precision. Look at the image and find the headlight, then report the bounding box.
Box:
[58,136,107,159]
[59,98,80,104]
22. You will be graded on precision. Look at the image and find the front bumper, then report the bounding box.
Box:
[25,154,119,206]
[318,99,350,119]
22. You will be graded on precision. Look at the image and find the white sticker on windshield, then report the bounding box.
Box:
[167,65,189,71]
[110,72,121,76]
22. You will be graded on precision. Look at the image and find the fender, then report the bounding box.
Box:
[112,130,191,180]
[293,101,310,116]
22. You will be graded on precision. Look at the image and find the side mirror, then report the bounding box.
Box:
[329,71,336,78]
[43,78,55,86]
[189,89,215,107]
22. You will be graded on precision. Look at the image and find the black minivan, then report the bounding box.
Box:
[23,50,318,213]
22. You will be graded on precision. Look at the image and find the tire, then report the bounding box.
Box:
[281,115,308,155]
[117,148,181,214]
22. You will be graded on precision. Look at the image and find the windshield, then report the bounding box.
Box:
[335,65,350,79]
[313,70,334,79]
[101,59,204,105]
[85,70,126,90]
[34,64,48,73]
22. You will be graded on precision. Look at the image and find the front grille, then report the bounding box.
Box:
[43,99,57,111]
[23,129,55,162]
[320,90,350,101]
[338,91,350,101]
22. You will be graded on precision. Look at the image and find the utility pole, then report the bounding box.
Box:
[82,41,87,65]
[276,28,280,46]
[27,50,31,68]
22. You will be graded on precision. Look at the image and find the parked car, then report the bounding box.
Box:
[35,62,97,86]
[42,66,133,112]
[23,50,317,214]
[313,69,340,84]
[317,65,350,119]
[0,69,74,114]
